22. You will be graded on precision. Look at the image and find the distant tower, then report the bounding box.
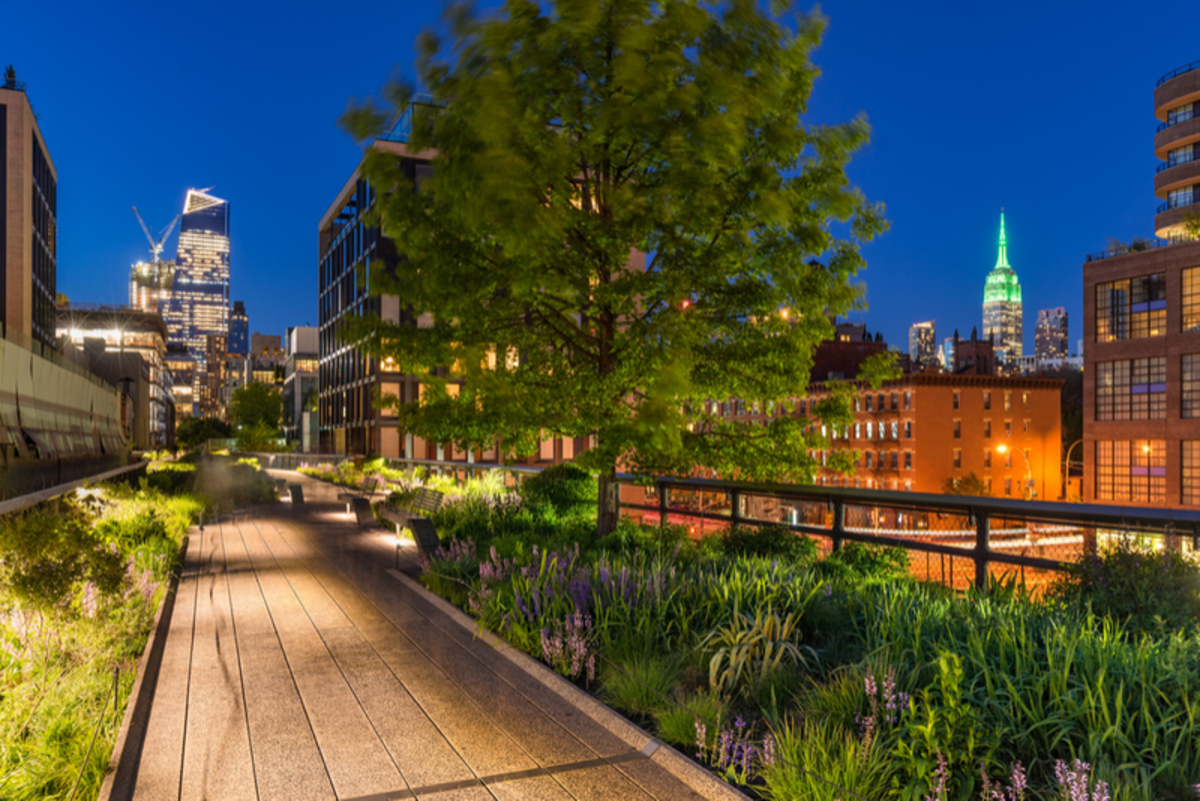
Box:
[982,212,1023,367]
[163,189,230,410]
[908,320,937,367]
[229,300,248,356]
[1035,307,1069,362]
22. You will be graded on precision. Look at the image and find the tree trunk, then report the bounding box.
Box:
[597,469,620,537]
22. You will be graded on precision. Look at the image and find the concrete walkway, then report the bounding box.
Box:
[126,478,722,800]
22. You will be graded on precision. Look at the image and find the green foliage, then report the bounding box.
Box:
[1051,537,1200,634]
[822,541,909,580]
[942,473,989,497]
[703,607,818,697]
[654,691,723,751]
[721,523,818,562]
[599,654,679,721]
[519,463,598,522]
[235,420,284,453]
[175,416,231,450]
[341,0,886,528]
[762,717,898,800]
[145,461,196,494]
[228,382,283,431]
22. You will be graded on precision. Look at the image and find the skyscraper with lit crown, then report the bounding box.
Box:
[164,189,229,413]
[982,212,1023,368]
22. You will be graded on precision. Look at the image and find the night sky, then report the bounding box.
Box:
[4,1,1195,355]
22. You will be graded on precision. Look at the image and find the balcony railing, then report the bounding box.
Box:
[1157,151,1197,172]
[1158,59,1200,87]
[1157,195,1198,214]
[1156,108,1196,133]
[1084,237,1179,262]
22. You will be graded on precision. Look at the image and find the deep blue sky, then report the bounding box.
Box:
[4,1,1194,354]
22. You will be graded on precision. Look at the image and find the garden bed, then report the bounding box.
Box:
[0,455,278,800]
[400,465,1200,801]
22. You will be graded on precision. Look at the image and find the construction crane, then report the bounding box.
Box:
[132,206,180,265]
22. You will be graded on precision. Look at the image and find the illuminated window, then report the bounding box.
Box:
[1097,358,1166,420]
[903,391,912,410]
[1004,391,1012,411]
[865,395,872,412]
[1095,440,1165,503]
[1097,275,1165,341]
[1184,442,1200,505]
[865,451,873,468]
[983,391,991,410]
[890,393,899,411]
[904,451,912,469]
[1184,269,1200,333]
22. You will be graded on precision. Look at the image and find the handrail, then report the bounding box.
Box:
[1156,108,1195,132]
[1158,59,1200,87]
[1157,152,1197,173]
[1157,196,1198,214]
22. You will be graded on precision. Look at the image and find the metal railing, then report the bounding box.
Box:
[1157,151,1197,172]
[1156,108,1196,132]
[1084,236,1179,262]
[1158,59,1200,87]
[618,475,1200,590]
[1157,196,1198,214]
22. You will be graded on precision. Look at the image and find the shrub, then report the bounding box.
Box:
[821,541,909,580]
[599,654,679,720]
[722,524,818,563]
[1052,537,1200,633]
[702,607,818,697]
[654,691,724,750]
[520,463,597,522]
[145,461,196,494]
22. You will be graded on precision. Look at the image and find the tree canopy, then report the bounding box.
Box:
[342,0,887,531]
[228,383,283,432]
[176,417,232,451]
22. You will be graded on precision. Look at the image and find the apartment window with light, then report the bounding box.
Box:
[1184,442,1200,505]
[1184,355,1200,418]
[1184,269,1200,333]
[984,449,992,468]
[1004,391,1012,411]
[1097,358,1166,420]
[852,397,859,412]
[1095,440,1165,503]
[904,421,912,438]
[1023,392,1028,405]
[854,423,861,439]
[953,420,961,439]
[953,449,962,469]
[953,391,960,410]
[903,391,912,410]
[890,421,898,439]
[984,420,991,438]
[865,452,873,468]
[983,391,991,410]
[866,422,873,439]
[865,395,872,412]
[904,451,912,470]
[1023,419,1030,433]
[1005,421,1012,438]
[1096,274,1166,341]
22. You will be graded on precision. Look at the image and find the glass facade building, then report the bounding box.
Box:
[164,189,230,399]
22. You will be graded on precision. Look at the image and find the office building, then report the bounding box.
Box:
[908,320,937,368]
[318,99,598,463]
[129,260,173,315]
[982,212,1023,369]
[1083,60,1200,508]
[940,337,956,370]
[229,300,248,355]
[164,189,230,386]
[1035,307,1069,362]
[165,344,196,421]
[199,334,227,419]
[283,325,318,450]
[57,304,175,449]
[2,69,56,348]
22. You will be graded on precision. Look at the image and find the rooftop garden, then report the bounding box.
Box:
[0,454,277,800]
[323,461,1200,801]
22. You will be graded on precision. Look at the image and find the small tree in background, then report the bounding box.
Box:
[342,0,887,533]
[176,417,232,451]
[228,383,283,432]
[942,473,990,497]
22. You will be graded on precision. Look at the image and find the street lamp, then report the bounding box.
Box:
[1063,438,1083,500]
[996,443,1034,499]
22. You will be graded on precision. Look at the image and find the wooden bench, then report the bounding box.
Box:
[287,484,304,504]
[337,492,377,526]
[378,488,444,555]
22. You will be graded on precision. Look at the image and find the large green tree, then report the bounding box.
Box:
[228,383,283,432]
[342,0,886,533]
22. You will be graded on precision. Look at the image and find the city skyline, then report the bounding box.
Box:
[5,1,1197,352]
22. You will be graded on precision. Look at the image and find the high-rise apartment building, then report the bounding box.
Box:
[1083,60,1200,510]
[1035,307,1069,362]
[199,333,227,419]
[2,69,57,348]
[228,300,248,355]
[908,320,937,367]
[283,325,318,450]
[164,189,230,381]
[982,212,1023,369]
[940,337,956,370]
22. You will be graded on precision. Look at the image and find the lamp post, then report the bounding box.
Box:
[1062,438,1083,500]
[997,443,1034,499]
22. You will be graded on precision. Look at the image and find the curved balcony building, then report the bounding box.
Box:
[1154,60,1200,237]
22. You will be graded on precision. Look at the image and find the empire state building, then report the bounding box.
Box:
[982,212,1023,368]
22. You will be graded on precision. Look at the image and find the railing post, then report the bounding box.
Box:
[730,489,742,527]
[831,498,844,552]
[974,511,990,591]
[658,480,668,529]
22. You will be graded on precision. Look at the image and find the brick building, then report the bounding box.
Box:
[1082,60,1200,508]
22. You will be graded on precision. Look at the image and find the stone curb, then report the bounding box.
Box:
[387,569,751,801]
[97,528,194,801]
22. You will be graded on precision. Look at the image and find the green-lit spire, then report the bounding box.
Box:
[995,211,1010,270]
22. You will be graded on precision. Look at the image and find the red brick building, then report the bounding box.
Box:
[1082,60,1200,508]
